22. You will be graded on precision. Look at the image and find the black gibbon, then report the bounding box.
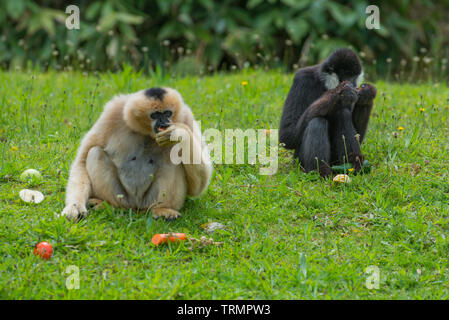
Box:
[279,48,377,177]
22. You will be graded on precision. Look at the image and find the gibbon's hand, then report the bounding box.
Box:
[334,80,351,93]
[337,82,358,106]
[155,123,191,147]
[356,83,377,104]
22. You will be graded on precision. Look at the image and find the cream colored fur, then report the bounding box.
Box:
[60,88,212,221]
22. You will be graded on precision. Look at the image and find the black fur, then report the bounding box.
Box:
[296,117,331,177]
[144,87,166,100]
[328,84,363,170]
[320,48,362,81]
[352,83,377,143]
[279,48,376,178]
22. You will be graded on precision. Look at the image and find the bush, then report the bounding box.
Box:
[0,0,448,80]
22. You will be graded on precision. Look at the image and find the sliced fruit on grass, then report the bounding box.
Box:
[332,160,371,174]
[19,189,45,203]
[151,233,187,246]
[333,174,351,183]
[20,169,43,182]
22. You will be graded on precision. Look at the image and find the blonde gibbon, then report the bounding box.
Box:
[60,87,213,221]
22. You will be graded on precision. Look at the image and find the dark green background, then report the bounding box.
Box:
[1,0,448,80]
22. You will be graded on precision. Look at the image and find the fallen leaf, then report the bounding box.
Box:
[410,163,421,176]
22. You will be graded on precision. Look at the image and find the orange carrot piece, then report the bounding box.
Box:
[152,233,187,246]
[151,234,166,245]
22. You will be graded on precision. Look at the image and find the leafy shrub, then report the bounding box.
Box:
[0,0,448,80]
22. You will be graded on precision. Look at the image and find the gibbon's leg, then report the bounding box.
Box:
[290,82,352,178]
[288,96,335,150]
[85,146,132,208]
[289,81,354,151]
[61,162,90,220]
[329,109,364,172]
[141,164,187,220]
[292,82,359,178]
[352,103,371,143]
[156,122,212,197]
[182,124,213,197]
[61,152,93,220]
[352,89,376,144]
[296,117,332,178]
[328,84,364,172]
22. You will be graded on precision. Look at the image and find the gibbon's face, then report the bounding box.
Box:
[123,87,182,138]
[321,48,363,89]
[150,110,172,133]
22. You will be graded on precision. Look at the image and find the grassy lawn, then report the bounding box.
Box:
[1,68,449,299]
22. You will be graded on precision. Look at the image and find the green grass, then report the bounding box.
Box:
[1,68,449,299]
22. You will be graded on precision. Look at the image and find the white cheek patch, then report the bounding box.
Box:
[323,72,339,89]
[356,71,364,87]
[150,119,157,130]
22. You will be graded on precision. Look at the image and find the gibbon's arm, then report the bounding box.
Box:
[279,70,329,149]
[292,87,342,148]
[177,109,212,197]
[352,101,372,143]
[62,95,126,218]
[290,81,354,149]
[279,72,312,149]
[352,84,377,144]
[62,129,101,216]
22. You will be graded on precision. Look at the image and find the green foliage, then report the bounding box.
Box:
[1,69,449,298]
[0,0,448,79]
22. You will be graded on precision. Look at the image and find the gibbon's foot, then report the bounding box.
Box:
[352,155,364,174]
[87,198,104,210]
[155,125,183,147]
[319,165,333,179]
[60,203,88,221]
[152,207,181,221]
